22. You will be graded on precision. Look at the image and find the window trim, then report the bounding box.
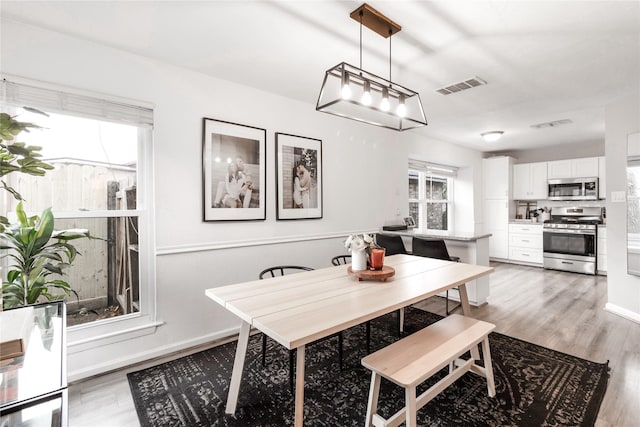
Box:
[409,169,454,232]
[1,78,157,347]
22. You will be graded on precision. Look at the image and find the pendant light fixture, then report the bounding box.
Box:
[316,3,427,131]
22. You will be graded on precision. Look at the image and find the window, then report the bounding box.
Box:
[1,80,155,337]
[408,161,456,231]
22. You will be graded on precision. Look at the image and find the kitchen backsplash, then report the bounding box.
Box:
[513,199,606,222]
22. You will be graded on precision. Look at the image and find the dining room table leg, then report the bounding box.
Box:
[225,320,251,414]
[457,283,481,360]
[294,344,306,427]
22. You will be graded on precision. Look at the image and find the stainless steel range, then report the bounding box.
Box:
[543,206,603,275]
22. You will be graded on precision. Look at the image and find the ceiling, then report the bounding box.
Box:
[2,1,639,153]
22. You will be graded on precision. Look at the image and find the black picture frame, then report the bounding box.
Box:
[403,216,416,228]
[275,132,323,220]
[202,118,266,221]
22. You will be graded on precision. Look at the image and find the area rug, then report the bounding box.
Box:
[128,307,609,426]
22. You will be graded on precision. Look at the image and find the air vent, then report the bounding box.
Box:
[436,77,487,95]
[530,119,573,129]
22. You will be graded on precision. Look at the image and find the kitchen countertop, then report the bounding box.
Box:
[509,221,607,227]
[510,220,544,225]
[379,229,492,242]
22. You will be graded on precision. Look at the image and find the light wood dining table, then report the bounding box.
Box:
[205,254,494,426]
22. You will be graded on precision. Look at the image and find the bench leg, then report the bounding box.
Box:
[481,337,496,397]
[458,284,481,361]
[365,371,381,427]
[405,386,417,427]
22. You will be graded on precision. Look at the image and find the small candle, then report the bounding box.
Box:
[370,248,385,270]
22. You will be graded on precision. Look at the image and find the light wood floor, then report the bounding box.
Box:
[68,262,640,426]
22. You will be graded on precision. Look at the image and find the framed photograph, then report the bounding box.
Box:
[275,133,323,220]
[403,216,416,228]
[202,118,266,221]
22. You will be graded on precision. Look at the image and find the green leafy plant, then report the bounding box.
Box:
[0,109,54,230]
[1,202,91,309]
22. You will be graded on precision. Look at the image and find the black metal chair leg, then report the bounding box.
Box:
[366,321,371,354]
[289,349,295,394]
[338,333,343,370]
[445,288,462,316]
[261,334,267,366]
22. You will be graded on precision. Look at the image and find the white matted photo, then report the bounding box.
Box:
[275,132,323,220]
[202,118,266,221]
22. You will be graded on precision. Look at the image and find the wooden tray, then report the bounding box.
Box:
[347,265,395,282]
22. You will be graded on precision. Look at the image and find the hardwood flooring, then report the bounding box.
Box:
[68,262,639,426]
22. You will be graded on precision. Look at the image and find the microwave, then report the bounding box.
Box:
[548,177,599,201]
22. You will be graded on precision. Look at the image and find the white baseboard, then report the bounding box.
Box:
[68,326,240,382]
[604,303,640,324]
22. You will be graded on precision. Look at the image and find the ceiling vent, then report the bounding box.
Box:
[436,77,487,95]
[530,119,573,129]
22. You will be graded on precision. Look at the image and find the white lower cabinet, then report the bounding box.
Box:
[597,226,607,274]
[508,223,543,264]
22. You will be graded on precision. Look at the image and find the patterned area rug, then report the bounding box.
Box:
[127,307,609,426]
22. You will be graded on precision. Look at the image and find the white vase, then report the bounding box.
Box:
[351,248,368,271]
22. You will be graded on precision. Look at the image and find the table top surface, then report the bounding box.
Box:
[206,254,494,349]
[0,301,66,409]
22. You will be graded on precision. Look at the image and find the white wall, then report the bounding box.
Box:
[605,91,640,322]
[405,136,483,233]
[1,19,484,379]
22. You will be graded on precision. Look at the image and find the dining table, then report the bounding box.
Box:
[205,253,494,426]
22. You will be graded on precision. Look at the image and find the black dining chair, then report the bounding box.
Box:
[374,234,408,336]
[330,254,373,353]
[374,233,408,255]
[411,237,462,315]
[331,254,351,266]
[259,265,344,393]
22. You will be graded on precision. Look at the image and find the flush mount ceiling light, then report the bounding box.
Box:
[316,3,427,131]
[481,131,504,142]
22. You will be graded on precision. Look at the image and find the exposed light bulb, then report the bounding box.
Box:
[361,80,372,106]
[380,87,390,111]
[396,94,406,118]
[341,72,351,99]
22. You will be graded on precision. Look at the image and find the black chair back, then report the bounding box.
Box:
[259,265,313,279]
[331,255,351,266]
[412,237,454,261]
[375,234,408,256]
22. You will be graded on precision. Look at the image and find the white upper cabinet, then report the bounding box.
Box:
[547,157,599,179]
[483,157,512,199]
[572,157,599,177]
[513,162,547,200]
[547,160,572,179]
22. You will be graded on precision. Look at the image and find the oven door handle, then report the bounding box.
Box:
[543,228,596,235]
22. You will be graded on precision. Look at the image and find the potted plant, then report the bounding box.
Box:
[0,109,54,230]
[1,109,90,309]
[1,202,91,309]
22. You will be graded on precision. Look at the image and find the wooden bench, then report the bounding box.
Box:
[361,314,496,427]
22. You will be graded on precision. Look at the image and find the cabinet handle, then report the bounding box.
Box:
[523,253,530,256]
[522,239,530,243]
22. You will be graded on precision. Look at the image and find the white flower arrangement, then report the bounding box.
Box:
[344,233,376,252]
